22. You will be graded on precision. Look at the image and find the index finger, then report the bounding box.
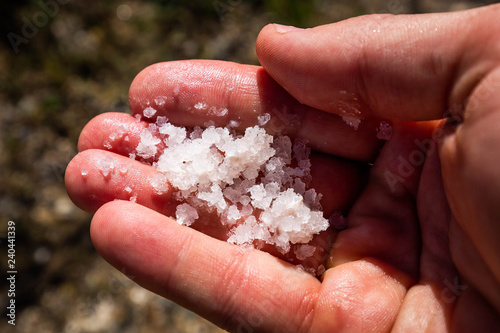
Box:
[129,60,384,162]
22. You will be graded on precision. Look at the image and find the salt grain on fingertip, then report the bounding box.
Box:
[97,157,115,177]
[342,115,361,130]
[150,173,169,194]
[144,107,157,118]
[154,96,167,106]
[81,169,89,176]
[194,102,208,110]
[257,113,271,126]
[176,203,198,226]
[125,186,132,193]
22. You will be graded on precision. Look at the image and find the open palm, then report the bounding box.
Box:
[66,7,500,332]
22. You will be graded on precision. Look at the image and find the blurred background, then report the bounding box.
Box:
[0,0,497,332]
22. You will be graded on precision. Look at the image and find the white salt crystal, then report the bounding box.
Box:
[208,106,228,117]
[227,216,271,246]
[159,123,186,146]
[342,115,361,130]
[294,244,316,260]
[124,135,130,142]
[129,153,136,160]
[217,108,228,116]
[150,173,169,194]
[103,141,112,149]
[118,165,128,175]
[124,186,132,193]
[136,129,161,159]
[224,205,242,226]
[81,169,89,176]
[194,102,208,110]
[109,132,117,141]
[176,203,198,226]
[228,120,240,128]
[190,127,203,139]
[204,120,216,127]
[249,184,273,210]
[134,114,142,122]
[240,205,254,217]
[156,116,168,126]
[148,123,158,133]
[154,96,167,106]
[259,189,329,251]
[197,184,227,213]
[97,157,114,177]
[377,121,393,140]
[257,113,271,126]
[130,195,137,203]
[143,106,157,118]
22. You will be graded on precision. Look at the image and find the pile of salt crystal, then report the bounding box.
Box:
[131,111,330,255]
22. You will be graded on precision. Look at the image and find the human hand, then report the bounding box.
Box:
[66,5,500,332]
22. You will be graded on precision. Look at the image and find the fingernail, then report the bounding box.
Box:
[273,23,304,34]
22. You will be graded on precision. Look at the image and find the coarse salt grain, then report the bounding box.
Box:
[131,116,329,256]
[342,115,361,130]
[257,113,271,126]
[143,106,157,118]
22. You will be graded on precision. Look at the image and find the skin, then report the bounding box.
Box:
[65,5,500,332]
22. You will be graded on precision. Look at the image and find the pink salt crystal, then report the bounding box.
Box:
[376,121,393,140]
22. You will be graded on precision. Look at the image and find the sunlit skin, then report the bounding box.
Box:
[66,5,500,332]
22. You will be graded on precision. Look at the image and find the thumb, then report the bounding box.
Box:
[256,5,500,121]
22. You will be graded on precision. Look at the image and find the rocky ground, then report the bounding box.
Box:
[0,1,495,332]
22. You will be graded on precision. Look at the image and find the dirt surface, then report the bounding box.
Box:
[0,1,496,332]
